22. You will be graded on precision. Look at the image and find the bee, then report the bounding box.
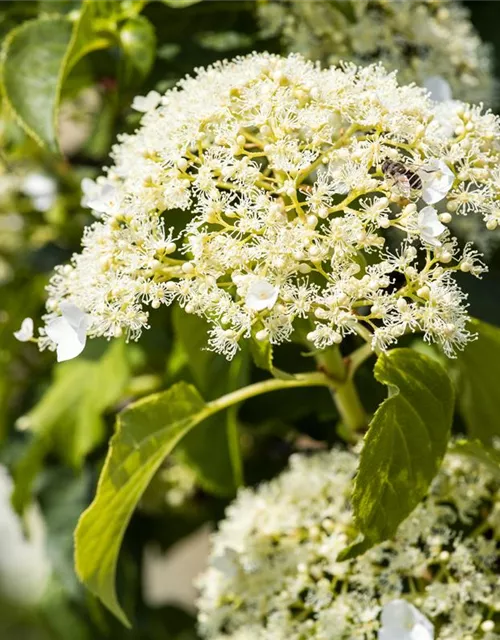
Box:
[381,159,422,199]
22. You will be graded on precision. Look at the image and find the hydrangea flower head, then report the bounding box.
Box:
[258,0,495,105]
[40,53,500,359]
[196,448,500,639]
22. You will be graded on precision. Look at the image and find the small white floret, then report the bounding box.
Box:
[131,90,162,113]
[14,317,34,342]
[245,279,279,311]
[417,206,447,247]
[45,302,89,362]
[419,159,455,205]
[22,173,57,212]
[378,599,434,640]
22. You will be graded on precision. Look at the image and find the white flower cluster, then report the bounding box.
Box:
[196,449,500,640]
[40,53,500,360]
[258,0,495,105]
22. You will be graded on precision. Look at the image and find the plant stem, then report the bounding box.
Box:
[203,371,332,417]
[314,346,368,440]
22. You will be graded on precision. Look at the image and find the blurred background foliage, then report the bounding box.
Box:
[0,1,499,639]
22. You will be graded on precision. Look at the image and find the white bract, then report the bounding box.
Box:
[379,600,434,640]
[45,302,89,362]
[424,76,452,104]
[13,317,34,342]
[131,90,162,112]
[197,449,499,639]
[40,53,498,360]
[419,160,455,205]
[245,279,279,311]
[417,206,447,247]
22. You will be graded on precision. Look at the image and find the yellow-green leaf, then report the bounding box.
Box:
[75,382,208,626]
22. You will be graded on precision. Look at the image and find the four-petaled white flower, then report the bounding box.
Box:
[424,76,453,103]
[45,302,89,362]
[13,317,34,342]
[22,173,57,212]
[81,178,119,215]
[245,279,279,311]
[131,90,162,113]
[419,159,455,205]
[379,600,434,640]
[417,206,447,247]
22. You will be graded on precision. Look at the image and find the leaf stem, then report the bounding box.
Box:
[203,371,332,418]
[314,346,368,440]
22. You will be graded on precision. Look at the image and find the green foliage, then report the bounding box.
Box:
[172,308,247,494]
[17,340,131,467]
[75,381,208,626]
[119,15,156,88]
[0,6,110,151]
[453,318,500,446]
[340,349,454,559]
[450,438,500,478]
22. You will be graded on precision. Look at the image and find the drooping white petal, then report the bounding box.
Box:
[379,600,434,640]
[131,90,162,113]
[419,159,455,205]
[46,304,89,362]
[245,279,279,311]
[83,182,119,215]
[417,206,446,246]
[13,317,34,342]
[424,76,452,103]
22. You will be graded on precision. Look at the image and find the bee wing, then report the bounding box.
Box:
[395,175,412,198]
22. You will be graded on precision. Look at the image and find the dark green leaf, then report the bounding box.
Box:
[340,348,454,560]
[450,438,500,479]
[454,318,500,446]
[75,382,208,626]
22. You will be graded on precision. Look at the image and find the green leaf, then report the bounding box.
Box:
[119,16,156,86]
[450,439,500,479]
[75,382,208,627]
[1,17,73,151]
[16,341,131,469]
[249,332,273,372]
[172,308,247,494]
[340,348,454,560]
[1,6,110,151]
[160,0,203,7]
[454,318,500,446]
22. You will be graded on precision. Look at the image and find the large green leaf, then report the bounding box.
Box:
[1,6,110,151]
[16,340,131,469]
[454,318,500,446]
[340,348,454,559]
[75,382,208,627]
[172,308,247,494]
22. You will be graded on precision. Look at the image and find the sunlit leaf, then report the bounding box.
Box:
[340,348,454,559]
